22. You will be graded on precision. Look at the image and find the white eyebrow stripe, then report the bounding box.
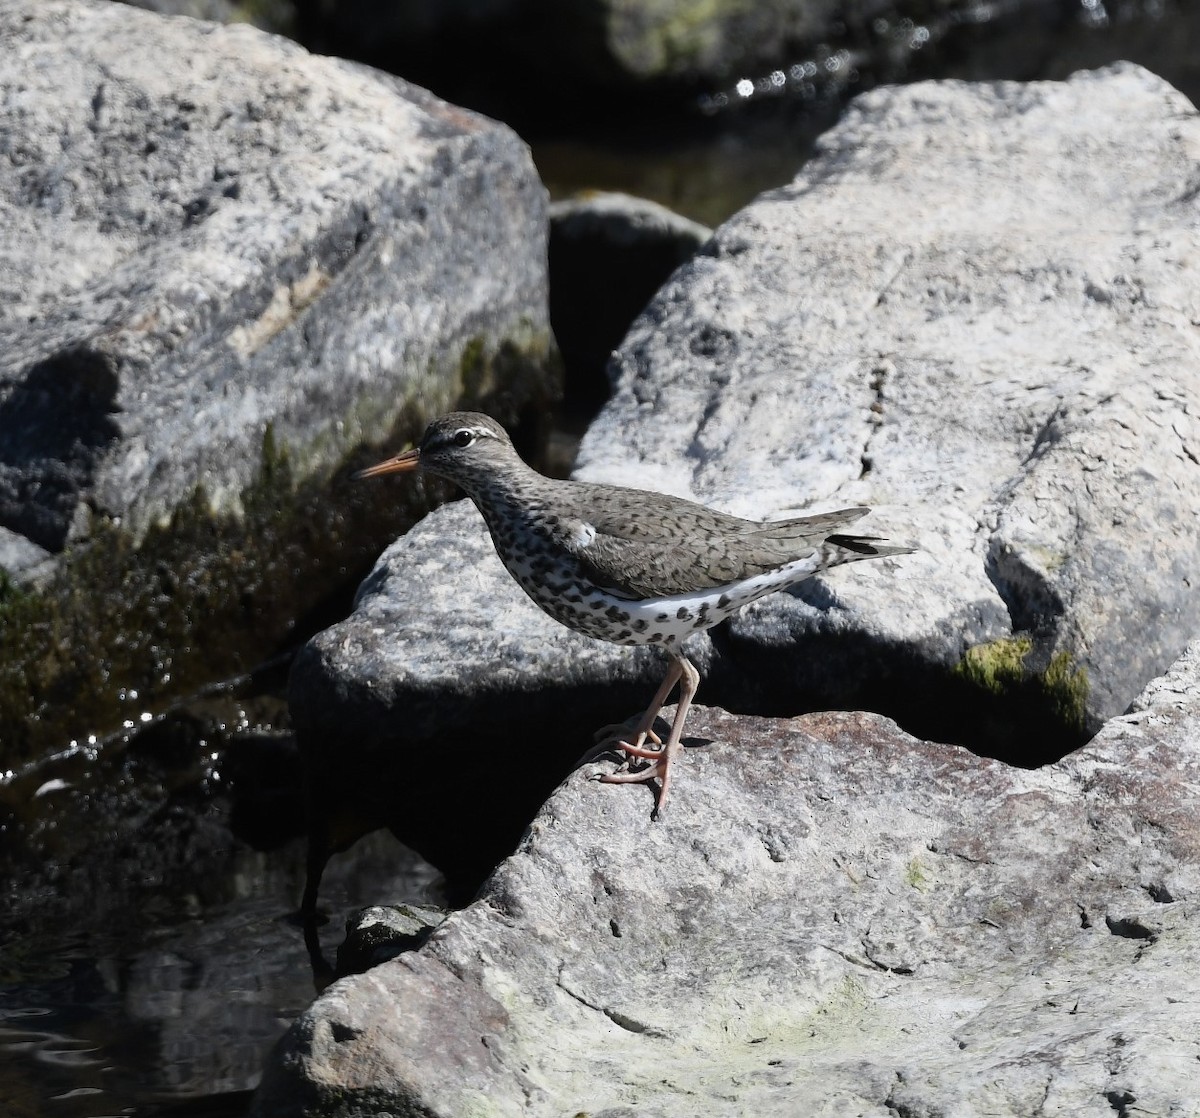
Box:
[441,426,490,446]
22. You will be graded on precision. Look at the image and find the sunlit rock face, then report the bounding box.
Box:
[0,0,556,759]
[271,63,1200,1116]
[259,646,1200,1118]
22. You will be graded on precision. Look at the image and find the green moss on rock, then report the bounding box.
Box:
[905,857,929,891]
[0,332,558,768]
[951,635,1090,750]
[1043,649,1090,734]
[954,636,1035,696]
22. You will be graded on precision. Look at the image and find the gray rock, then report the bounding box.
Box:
[0,0,555,755]
[257,642,1200,1117]
[577,61,1200,735]
[0,526,53,586]
[1,0,550,552]
[335,903,449,978]
[291,64,1200,893]
[550,191,712,251]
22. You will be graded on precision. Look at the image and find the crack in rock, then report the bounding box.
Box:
[555,972,672,1039]
[859,360,891,479]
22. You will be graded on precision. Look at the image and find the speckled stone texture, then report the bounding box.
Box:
[0,0,551,571]
[257,641,1200,1117]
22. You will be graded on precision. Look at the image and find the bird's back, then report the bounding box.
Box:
[490,476,904,601]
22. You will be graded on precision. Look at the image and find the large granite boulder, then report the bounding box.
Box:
[290,63,1200,895]
[258,639,1200,1117]
[578,61,1200,739]
[0,0,556,761]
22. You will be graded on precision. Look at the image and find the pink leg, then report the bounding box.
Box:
[616,656,684,757]
[594,655,682,758]
[600,651,700,817]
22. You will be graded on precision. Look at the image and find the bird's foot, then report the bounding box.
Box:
[602,729,666,771]
[592,721,662,749]
[613,735,667,761]
[581,720,662,768]
[598,753,675,819]
[598,760,663,785]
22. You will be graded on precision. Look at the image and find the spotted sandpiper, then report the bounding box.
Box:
[357,412,911,815]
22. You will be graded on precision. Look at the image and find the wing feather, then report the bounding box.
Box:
[548,482,876,599]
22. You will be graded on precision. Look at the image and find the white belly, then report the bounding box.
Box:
[503,550,828,647]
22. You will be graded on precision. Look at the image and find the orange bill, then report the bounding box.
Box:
[353,447,420,480]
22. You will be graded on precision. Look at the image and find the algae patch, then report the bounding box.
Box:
[905,857,929,891]
[1041,648,1091,732]
[955,636,1037,696]
[954,636,1089,730]
[949,636,1090,762]
[0,335,558,767]
[0,426,422,766]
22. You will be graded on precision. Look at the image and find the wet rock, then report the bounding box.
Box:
[335,903,448,977]
[257,642,1200,1117]
[551,192,712,252]
[0,0,556,758]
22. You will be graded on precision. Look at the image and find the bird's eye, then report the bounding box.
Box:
[452,430,474,448]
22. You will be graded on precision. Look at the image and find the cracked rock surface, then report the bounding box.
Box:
[257,644,1200,1117]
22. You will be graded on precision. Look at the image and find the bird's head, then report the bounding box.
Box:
[354,412,515,490]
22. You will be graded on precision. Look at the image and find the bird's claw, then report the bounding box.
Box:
[589,720,664,772]
[612,736,666,760]
[592,721,662,748]
[598,760,663,785]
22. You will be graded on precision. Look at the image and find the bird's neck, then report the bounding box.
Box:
[461,457,556,528]
[460,460,559,544]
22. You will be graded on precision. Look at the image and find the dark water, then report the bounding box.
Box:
[4,0,1198,1114]
[1,815,438,1118]
[533,0,1200,226]
[0,678,443,1117]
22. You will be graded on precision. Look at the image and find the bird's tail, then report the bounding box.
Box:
[825,533,915,559]
[753,507,913,566]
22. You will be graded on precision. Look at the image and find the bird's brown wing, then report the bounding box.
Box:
[553,483,871,599]
[569,531,736,598]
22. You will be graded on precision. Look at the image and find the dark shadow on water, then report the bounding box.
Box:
[0,692,442,1118]
[0,826,439,1118]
